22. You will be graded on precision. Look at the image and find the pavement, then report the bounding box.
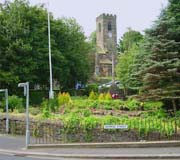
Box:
[0,134,180,159]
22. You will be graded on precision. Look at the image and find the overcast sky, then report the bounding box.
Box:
[1,0,168,40]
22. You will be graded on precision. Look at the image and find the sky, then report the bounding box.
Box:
[0,0,169,40]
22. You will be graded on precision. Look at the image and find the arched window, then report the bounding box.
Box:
[99,23,101,32]
[108,22,112,31]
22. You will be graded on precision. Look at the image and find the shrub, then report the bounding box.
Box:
[81,109,92,117]
[98,93,105,100]
[143,101,163,110]
[88,90,97,100]
[42,105,51,118]
[63,113,81,133]
[105,92,112,100]
[125,98,141,111]
[30,90,48,105]
[58,92,72,106]
[85,84,98,95]
[2,95,24,112]
[175,110,180,117]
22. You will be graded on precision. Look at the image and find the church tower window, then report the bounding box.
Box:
[99,23,101,32]
[108,22,112,31]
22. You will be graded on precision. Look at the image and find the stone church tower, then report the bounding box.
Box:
[95,13,117,77]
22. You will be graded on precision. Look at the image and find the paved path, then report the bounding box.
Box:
[0,134,25,150]
[0,134,180,159]
[1,134,180,155]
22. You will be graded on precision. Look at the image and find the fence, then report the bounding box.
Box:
[0,116,179,144]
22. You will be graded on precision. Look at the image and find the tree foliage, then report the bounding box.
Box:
[0,0,91,92]
[116,29,144,95]
[117,28,143,53]
[139,0,180,111]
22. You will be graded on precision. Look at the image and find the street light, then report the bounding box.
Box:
[18,82,30,148]
[0,89,9,133]
[47,1,54,99]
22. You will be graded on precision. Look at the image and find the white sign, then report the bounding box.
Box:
[104,125,128,129]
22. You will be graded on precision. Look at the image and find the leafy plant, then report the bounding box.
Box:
[143,101,163,110]
[41,100,52,118]
[98,93,105,100]
[1,95,24,112]
[125,98,141,111]
[88,90,98,100]
[85,84,98,95]
[105,92,112,100]
[58,92,72,106]
[175,111,180,117]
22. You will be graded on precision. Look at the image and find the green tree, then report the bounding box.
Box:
[87,31,97,77]
[116,29,144,96]
[0,0,91,92]
[118,28,143,53]
[139,0,180,112]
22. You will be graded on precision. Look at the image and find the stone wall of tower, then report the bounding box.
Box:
[96,14,117,53]
[95,13,117,77]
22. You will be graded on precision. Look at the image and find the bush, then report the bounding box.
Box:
[40,97,59,118]
[85,84,98,95]
[125,98,141,111]
[143,101,163,110]
[98,93,105,100]
[175,110,180,117]
[58,92,72,106]
[98,92,112,101]
[105,92,112,100]
[88,90,98,100]
[2,95,24,112]
[30,90,48,105]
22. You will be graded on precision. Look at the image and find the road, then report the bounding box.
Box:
[1,154,180,160]
[0,154,74,160]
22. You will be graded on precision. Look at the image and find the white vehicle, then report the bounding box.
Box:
[98,80,120,89]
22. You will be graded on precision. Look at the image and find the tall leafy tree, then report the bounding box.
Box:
[117,28,143,53]
[139,0,180,112]
[0,0,91,92]
[116,29,143,96]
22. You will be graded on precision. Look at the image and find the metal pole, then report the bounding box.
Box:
[5,89,9,133]
[48,5,54,99]
[18,82,30,148]
[25,82,30,148]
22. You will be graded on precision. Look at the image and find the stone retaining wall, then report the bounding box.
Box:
[0,116,179,144]
[0,116,140,143]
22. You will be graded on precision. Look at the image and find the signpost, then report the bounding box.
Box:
[104,125,128,129]
[0,89,9,133]
[18,82,29,148]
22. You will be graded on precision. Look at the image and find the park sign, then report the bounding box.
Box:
[104,125,128,129]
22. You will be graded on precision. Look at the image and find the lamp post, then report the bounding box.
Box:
[47,1,54,99]
[18,82,29,148]
[48,9,54,99]
[0,89,9,133]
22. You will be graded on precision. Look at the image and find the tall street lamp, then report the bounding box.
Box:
[18,82,30,148]
[0,89,9,133]
[40,0,54,99]
[48,7,54,99]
